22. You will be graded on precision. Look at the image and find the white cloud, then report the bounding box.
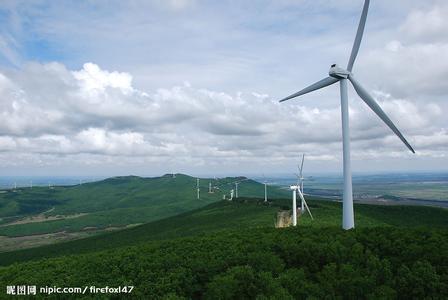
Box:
[0,62,445,174]
[0,1,446,174]
[400,4,448,42]
[73,63,134,96]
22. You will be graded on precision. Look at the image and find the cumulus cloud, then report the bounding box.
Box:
[0,1,446,174]
[0,61,445,174]
[400,4,448,43]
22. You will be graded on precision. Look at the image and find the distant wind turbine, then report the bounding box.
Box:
[290,175,313,226]
[233,178,249,199]
[262,174,275,203]
[279,0,414,229]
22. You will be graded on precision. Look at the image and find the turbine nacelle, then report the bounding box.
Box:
[329,64,350,79]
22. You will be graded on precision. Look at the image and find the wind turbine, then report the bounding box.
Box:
[233,178,249,199]
[279,0,414,230]
[262,174,274,203]
[290,178,313,226]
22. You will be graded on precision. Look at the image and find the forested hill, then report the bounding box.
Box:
[0,174,290,237]
[1,179,447,298]
[1,197,447,267]
[0,213,447,298]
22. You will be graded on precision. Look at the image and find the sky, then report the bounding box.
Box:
[0,0,447,177]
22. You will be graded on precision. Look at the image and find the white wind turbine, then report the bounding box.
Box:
[233,178,249,199]
[262,174,276,203]
[279,0,414,230]
[290,162,313,226]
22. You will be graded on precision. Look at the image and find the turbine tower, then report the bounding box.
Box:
[262,174,273,203]
[290,185,298,226]
[264,181,268,203]
[279,0,414,230]
[196,178,200,200]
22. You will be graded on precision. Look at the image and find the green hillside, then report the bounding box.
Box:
[0,174,289,238]
[1,197,447,267]
[0,198,447,298]
[1,180,448,298]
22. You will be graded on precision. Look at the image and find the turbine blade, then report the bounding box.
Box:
[292,172,300,187]
[347,0,370,72]
[297,189,314,220]
[349,75,415,153]
[279,77,339,102]
[299,154,305,178]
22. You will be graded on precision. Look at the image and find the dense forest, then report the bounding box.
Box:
[1,225,447,299]
[1,197,447,299]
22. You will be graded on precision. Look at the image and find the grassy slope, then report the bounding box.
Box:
[1,197,447,267]
[0,175,290,237]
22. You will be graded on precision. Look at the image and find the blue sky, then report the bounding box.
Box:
[0,0,447,176]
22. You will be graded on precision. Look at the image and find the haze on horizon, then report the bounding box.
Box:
[0,0,447,177]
